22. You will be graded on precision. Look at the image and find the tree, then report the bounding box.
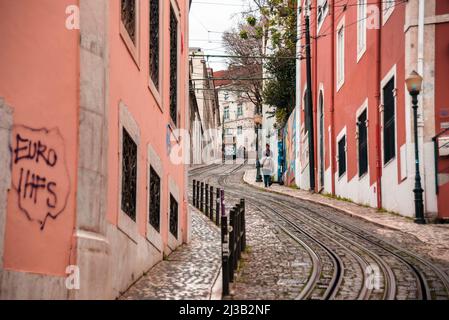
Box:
[222,21,264,114]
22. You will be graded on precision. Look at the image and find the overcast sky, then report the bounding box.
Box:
[189,0,252,71]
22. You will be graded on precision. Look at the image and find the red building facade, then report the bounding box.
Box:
[296,0,449,220]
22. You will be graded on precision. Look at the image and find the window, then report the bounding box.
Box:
[336,20,345,89]
[121,0,137,44]
[149,0,160,91]
[338,135,347,177]
[121,128,138,221]
[149,166,161,232]
[237,104,243,117]
[169,4,179,126]
[224,93,229,101]
[357,0,366,60]
[357,110,368,177]
[224,107,230,120]
[317,0,328,31]
[169,194,178,238]
[225,128,232,136]
[237,126,243,135]
[383,77,395,164]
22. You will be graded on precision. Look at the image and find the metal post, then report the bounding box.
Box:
[411,92,426,224]
[216,188,221,226]
[210,186,214,221]
[200,182,204,213]
[305,5,316,192]
[221,214,229,297]
[229,207,235,283]
[196,181,200,208]
[192,180,196,207]
[205,183,209,216]
[240,199,246,252]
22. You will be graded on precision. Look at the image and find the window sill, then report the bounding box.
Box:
[383,156,396,169]
[118,210,139,244]
[357,45,366,64]
[336,79,345,92]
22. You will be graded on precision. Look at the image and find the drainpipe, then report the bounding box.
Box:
[417,0,425,75]
[330,0,336,195]
[313,1,318,192]
[375,0,383,210]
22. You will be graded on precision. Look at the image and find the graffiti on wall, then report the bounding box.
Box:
[10,126,70,230]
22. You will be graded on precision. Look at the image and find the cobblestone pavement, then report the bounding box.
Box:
[244,169,449,264]
[121,207,221,300]
[186,165,449,300]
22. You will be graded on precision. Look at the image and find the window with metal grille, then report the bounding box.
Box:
[383,77,395,164]
[121,0,137,44]
[169,194,178,238]
[149,0,160,90]
[169,5,178,126]
[338,135,346,177]
[358,110,368,177]
[149,166,161,232]
[121,128,137,221]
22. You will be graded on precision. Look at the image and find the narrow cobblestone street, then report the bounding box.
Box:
[121,207,221,300]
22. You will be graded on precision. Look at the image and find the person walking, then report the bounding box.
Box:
[261,151,274,188]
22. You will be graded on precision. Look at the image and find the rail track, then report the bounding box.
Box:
[189,164,449,300]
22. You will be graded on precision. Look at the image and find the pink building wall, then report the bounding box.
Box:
[0,0,80,277]
[0,0,190,299]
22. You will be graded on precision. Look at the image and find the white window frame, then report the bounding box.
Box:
[357,0,367,63]
[146,144,163,252]
[120,0,141,68]
[118,101,141,243]
[169,0,181,129]
[356,98,369,180]
[382,0,395,25]
[336,17,345,91]
[148,0,164,110]
[317,0,329,34]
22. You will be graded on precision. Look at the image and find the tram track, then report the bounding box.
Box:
[192,164,449,300]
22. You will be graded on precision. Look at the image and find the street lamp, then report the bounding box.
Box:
[254,112,263,182]
[406,70,426,225]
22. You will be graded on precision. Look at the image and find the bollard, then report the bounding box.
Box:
[210,186,214,221]
[200,182,204,213]
[205,183,209,217]
[221,214,230,297]
[195,181,200,209]
[216,188,221,226]
[229,207,235,283]
[240,199,246,252]
[193,180,196,207]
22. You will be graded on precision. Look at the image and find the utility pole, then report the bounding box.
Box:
[305,4,315,191]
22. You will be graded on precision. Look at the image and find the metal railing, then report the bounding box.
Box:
[192,180,246,297]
